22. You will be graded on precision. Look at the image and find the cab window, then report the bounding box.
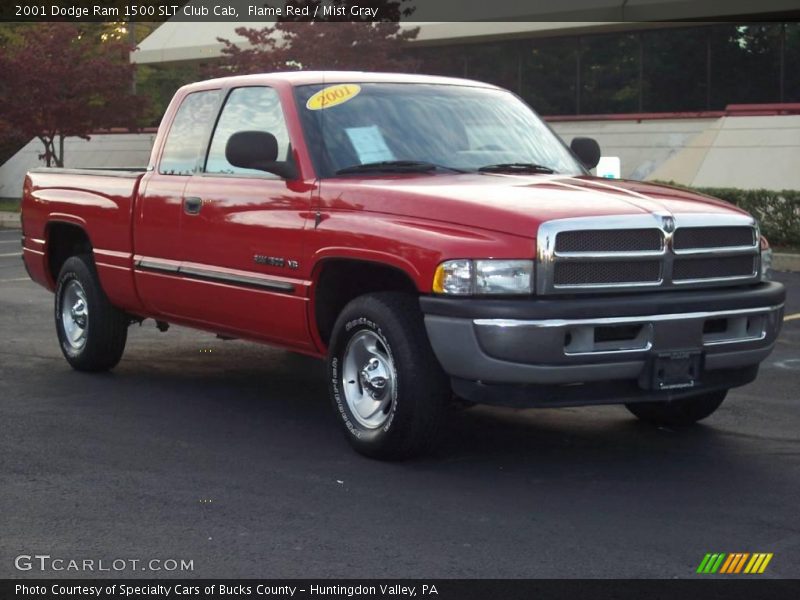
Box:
[159,90,220,175]
[205,87,291,177]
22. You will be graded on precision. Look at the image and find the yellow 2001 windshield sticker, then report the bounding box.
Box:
[306,84,361,110]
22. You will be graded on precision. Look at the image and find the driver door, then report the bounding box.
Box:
[177,85,314,348]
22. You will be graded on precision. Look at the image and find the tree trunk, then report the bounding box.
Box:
[56,135,65,168]
[36,134,66,167]
[38,136,53,167]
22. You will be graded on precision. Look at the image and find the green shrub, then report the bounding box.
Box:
[654,183,800,247]
[0,198,21,212]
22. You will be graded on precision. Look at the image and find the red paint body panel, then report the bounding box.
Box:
[21,169,145,312]
[20,71,755,358]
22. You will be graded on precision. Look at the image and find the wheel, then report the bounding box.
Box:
[327,292,450,460]
[625,390,727,427]
[54,254,128,372]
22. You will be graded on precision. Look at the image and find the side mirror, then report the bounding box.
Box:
[225,131,297,179]
[570,137,601,170]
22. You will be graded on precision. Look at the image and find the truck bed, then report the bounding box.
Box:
[21,167,148,303]
[27,167,148,177]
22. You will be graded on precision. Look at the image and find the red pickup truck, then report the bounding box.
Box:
[21,72,785,459]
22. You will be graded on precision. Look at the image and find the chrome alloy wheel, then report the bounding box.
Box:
[341,330,397,429]
[61,280,89,351]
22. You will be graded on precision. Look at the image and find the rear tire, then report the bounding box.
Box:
[55,254,128,372]
[625,390,727,426]
[327,292,449,460]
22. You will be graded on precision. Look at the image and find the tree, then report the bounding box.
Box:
[0,23,147,167]
[214,0,420,75]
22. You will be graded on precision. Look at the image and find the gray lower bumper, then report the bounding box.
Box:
[424,303,784,386]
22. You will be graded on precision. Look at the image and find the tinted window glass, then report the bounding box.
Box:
[205,87,291,176]
[709,24,781,109]
[465,41,521,95]
[579,33,640,114]
[642,27,709,112]
[159,90,220,175]
[409,21,796,115]
[786,23,800,102]
[412,46,467,78]
[521,37,578,115]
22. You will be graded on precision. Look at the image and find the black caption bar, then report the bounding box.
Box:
[3,0,800,23]
[3,580,800,600]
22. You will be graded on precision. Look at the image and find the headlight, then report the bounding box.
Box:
[760,235,772,281]
[433,259,534,295]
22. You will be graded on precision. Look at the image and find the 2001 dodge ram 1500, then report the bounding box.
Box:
[21,72,786,459]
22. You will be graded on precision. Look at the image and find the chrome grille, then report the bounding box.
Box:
[554,261,661,285]
[673,226,755,250]
[555,229,662,253]
[673,256,757,281]
[537,214,760,294]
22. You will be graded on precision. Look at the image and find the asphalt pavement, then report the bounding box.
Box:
[1,226,799,579]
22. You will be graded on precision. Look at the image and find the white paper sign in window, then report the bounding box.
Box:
[345,126,395,164]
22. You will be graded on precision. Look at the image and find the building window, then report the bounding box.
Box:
[411,22,796,116]
[520,37,578,116]
[464,40,521,96]
[578,33,640,115]
[641,27,709,112]
[709,24,782,108]
[785,23,800,102]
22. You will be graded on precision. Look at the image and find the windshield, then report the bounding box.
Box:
[294,83,584,178]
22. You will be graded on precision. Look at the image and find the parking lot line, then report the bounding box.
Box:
[0,278,30,283]
[0,252,21,258]
[784,313,800,322]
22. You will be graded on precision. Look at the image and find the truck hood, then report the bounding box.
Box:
[323,174,748,238]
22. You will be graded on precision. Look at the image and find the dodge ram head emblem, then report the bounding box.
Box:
[662,216,676,233]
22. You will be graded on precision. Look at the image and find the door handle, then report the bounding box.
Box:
[184,197,202,215]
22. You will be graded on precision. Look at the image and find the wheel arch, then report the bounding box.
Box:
[310,256,421,350]
[45,220,94,286]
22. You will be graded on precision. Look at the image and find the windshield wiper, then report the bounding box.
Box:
[478,162,556,174]
[335,160,467,175]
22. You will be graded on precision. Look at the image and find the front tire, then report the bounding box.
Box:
[625,390,727,426]
[55,254,128,372]
[327,292,449,460]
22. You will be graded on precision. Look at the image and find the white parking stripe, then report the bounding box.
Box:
[784,313,800,322]
[0,278,30,283]
[0,252,21,258]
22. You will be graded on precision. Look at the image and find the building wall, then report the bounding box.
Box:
[647,115,800,190]
[549,118,716,181]
[0,134,157,200]
[550,114,800,190]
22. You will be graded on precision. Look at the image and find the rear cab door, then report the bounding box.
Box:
[133,87,223,317]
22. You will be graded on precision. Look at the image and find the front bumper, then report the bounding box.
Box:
[421,282,785,407]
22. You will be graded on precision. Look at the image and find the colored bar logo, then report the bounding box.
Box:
[697,553,773,574]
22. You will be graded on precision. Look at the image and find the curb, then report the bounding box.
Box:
[774,253,800,273]
[0,211,20,229]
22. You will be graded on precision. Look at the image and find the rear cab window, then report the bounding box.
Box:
[159,90,221,175]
